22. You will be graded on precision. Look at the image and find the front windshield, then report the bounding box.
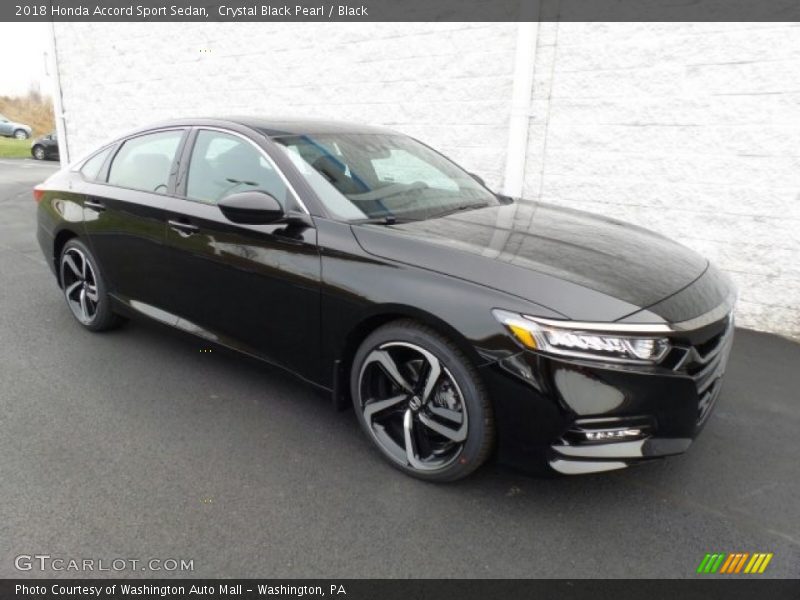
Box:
[272,133,499,222]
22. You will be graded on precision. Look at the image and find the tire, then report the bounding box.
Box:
[59,238,122,332]
[13,129,28,140]
[32,145,45,160]
[351,320,494,482]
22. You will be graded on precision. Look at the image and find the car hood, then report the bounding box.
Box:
[351,200,712,322]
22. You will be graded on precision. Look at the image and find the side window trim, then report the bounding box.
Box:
[175,126,310,215]
[174,127,198,197]
[96,142,118,183]
[105,127,189,195]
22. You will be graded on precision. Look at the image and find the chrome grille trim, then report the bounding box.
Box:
[673,312,734,372]
[669,294,736,332]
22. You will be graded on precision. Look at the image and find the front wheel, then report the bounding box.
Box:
[32,145,45,160]
[59,238,121,332]
[14,129,28,140]
[351,320,494,481]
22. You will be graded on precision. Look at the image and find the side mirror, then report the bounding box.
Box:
[218,191,284,225]
[470,172,486,187]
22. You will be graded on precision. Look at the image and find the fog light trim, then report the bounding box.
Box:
[585,428,643,442]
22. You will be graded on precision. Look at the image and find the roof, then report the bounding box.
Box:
[229,116,398,136]
[137,116,398,137]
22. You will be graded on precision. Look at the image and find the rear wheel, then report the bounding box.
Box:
[59,239,121,332]
[351,320,494,481]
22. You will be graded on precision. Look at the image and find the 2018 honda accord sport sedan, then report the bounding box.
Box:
[35,118,736,481]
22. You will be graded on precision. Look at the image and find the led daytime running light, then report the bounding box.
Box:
[493,310,670,364]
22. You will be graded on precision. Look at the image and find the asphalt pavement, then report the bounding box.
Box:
[1,158,799,578]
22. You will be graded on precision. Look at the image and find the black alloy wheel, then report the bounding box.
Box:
[59,239,121,331]
[351,321,494,481]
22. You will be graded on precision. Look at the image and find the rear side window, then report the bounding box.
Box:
[80,147,112,181]
[186,130,290,206]
[108,130,183,194]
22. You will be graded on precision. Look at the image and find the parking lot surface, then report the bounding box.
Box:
[1,159,799,578]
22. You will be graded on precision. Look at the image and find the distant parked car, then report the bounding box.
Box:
[31,132,59,161]
[0,113,32,139]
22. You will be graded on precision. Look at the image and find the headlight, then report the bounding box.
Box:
[492,309,671,364]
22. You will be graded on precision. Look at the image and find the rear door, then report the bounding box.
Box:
[81,128,187,310]
[160,127,321,380]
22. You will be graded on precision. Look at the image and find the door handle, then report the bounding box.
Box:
[84,199,105,211]
[168,219,199,237]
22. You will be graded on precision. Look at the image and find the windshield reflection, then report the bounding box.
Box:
[273,133,499,222]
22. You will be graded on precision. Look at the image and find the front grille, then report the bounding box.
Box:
[671,314,734,426]
[693,329,726,358]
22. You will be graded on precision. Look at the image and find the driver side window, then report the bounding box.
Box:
[186,130,290,206]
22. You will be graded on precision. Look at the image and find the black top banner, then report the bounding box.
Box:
[6,0,800,22]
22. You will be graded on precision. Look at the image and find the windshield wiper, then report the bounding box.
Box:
[351,214,419,225]
[427,202,489,220]
[352,202,489,226]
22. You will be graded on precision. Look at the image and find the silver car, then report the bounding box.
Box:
[0,113,32,139]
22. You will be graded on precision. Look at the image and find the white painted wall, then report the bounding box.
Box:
[524,22,800,338]
[53,22,518,181]
[52,22,800,338]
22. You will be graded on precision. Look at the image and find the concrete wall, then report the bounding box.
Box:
[524,22,800,338]
[52,22,800,338]
[53,22,518,184]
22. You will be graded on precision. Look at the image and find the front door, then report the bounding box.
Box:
[161,128,321,381]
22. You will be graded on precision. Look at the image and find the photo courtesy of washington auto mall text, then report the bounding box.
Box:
[15,583,348,597]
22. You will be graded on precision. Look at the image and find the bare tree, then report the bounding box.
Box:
[27,82,43,104]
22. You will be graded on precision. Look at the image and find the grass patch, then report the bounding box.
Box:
[0,92,55,137]
[0,137,32,159]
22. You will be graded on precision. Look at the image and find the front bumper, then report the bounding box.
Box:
[479,313,734,474]
[549,436,694,474]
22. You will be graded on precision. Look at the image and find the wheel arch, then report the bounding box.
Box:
[331,303,484,409]
[52,228,80,287]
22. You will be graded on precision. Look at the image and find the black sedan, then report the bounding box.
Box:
[31,131,59,161]
[34,118,736,481]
